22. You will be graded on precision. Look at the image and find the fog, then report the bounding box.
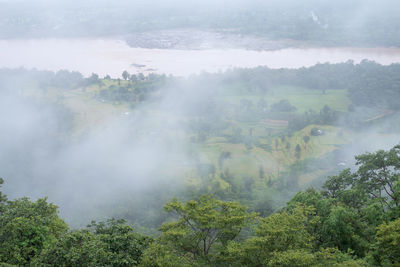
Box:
[0,74,207,227]
[1,0,400,228]
[1,67,399,228]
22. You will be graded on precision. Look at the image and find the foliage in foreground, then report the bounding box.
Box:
[1,144,400,266]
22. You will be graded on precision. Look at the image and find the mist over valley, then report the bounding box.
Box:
[1,0,400,266]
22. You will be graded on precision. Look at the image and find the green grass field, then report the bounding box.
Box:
[38,80,353,187]
[199,124,350,181]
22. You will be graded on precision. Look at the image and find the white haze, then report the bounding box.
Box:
[0,80,194,226]
[2,70,400,227]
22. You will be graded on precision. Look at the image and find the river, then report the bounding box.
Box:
[1,38,400,77]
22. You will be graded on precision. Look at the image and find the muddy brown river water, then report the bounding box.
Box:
[1,38,400,77]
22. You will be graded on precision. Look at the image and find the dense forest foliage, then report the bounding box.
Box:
[1,144,400,266]
[86,60,400,111]
[3,60,399,112]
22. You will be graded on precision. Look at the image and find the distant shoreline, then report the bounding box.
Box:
[123,29,400,51]
[1,35,400,78]
[1,29,399,51]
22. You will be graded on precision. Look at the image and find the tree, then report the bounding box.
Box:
[88,219,151,266]
[52,70,84,89]
[84,73,99,86]
[140,242,193,267]
[270,99,297,112]
[322,169,355,199]
[130,74,138,82]
[122,70,130,80]
[319,105,337,124]
[33,230,109,266]
[370,218,400,266]
[0,178,7,212]
[142,195,257,265]
[355,145,400,212]
[295,144,302,160]
[321,205,370,256]
[286,188,332,244]
[34,219,150,267]
[322,145,400,217]
[0,197,68,265]
[303,135,310,146]
[226,205,316,266]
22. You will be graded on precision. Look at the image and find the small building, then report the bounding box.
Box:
[310,127,324,136]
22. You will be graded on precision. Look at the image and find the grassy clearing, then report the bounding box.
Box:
[198,124,351,181]
[62,88,129,135]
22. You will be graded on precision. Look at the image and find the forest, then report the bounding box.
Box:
[1,144,400,266]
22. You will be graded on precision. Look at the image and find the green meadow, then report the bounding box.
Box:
[52,80,353,188]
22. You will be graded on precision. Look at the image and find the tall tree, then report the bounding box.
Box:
[122,70,130,80]
[0,197,68,265]
[141,195,257,266]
